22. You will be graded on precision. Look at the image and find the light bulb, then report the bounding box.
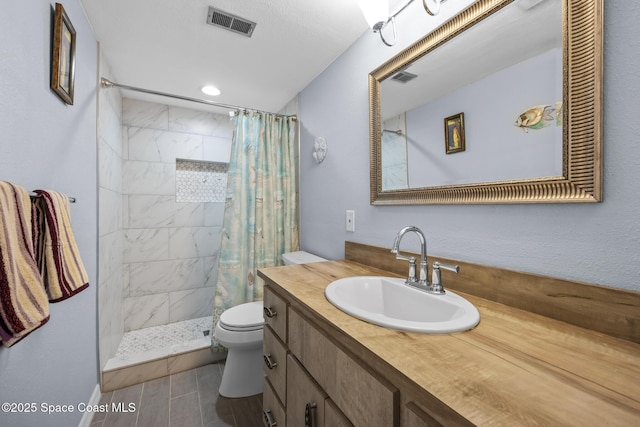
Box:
[201,85,221,96]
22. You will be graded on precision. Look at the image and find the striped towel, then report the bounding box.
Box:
[0,181,50,347]
[32,190,89,302]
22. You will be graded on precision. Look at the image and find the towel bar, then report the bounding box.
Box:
[30,193,76,203]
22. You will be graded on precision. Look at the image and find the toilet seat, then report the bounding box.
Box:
[218,301,264,332]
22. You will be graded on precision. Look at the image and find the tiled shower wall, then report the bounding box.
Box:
[98,56,124,371]
[121,98,232,332]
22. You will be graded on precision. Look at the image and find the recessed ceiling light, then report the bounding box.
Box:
[201,85,221,96]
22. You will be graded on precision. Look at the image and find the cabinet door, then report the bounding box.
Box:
[326,399,354,427]
[288,308,398,426]
[287,354,326,427]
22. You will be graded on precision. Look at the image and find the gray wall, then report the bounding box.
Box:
[405,49,563,187]
[298,0,640,293]
[0,1,98,426]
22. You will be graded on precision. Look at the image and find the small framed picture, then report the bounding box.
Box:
[51,3,76,105]
[444,112,465,154]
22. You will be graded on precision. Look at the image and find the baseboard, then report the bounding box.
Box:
[78,384,101,427]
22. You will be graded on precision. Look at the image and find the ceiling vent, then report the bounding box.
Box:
[390,71,418,83]
[206,7,256,37]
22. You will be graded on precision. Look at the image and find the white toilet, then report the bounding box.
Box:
[214,250,327,398]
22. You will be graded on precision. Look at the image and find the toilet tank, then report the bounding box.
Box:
[281,251,327,265]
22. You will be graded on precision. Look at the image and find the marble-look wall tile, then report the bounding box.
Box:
[169,226,221,259]
[168,288,215,323]
[204,256,218,288]
[100,100,123,157]
[121,125,129,161]
[99,139,123,193]
[99,270,123,370]
[99,188,122,237]
[98,58,125,368]
[209,113,235,138]
[117,100,231,332]
[122,194,129,229]
[204,203,225,227]
[128,258,204,296]
[168,107,220,136]
[98,230,123,284]
[123,228,169,263]
[99,73,122,157]
[128,195,204,228]
[203,136,232,163]
[123,98,169,130]
[128,127,204,163]
[122,263,130,299]
[122,160,175,195]
[123,294,170,331]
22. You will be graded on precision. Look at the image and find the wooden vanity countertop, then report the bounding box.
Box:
[258,260,640,426]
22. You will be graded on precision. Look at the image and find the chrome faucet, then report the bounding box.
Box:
[391,226,459,294]
[391,226,428,287]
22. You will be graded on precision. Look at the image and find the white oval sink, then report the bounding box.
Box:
[325,276,480,334]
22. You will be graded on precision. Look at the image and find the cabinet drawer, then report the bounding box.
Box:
[263,325,287,402]
[289,308,398,427]
[263,379,285,427]
[264,286,287,342]
[287,354,327,427]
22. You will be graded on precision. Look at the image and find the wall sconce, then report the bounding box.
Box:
[359,0,448,46]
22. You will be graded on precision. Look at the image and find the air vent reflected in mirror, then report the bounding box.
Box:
[391,71,418,83]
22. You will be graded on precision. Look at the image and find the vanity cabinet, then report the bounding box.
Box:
[263,286,354,427]
[259,257,640,426]
[263,285,451,427]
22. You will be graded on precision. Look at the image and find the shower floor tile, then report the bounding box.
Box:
[106,317,213,371]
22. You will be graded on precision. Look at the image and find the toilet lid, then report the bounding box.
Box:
[219,301,264,331]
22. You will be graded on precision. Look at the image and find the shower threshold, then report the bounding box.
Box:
[102,316,225,392]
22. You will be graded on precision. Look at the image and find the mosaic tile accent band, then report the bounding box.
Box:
[176,159,228,203]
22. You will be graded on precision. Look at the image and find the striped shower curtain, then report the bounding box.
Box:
[211,110,299,350]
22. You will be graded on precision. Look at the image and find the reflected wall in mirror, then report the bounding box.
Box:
[369,0,603,205]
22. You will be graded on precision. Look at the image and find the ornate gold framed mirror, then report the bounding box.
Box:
[369,0,602,205]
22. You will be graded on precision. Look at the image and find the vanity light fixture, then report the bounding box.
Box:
[359,0,448,46]
[201,85,221,96]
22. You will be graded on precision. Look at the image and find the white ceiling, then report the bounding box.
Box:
[80,0,407,113]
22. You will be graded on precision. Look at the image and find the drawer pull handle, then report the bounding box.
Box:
[264,306,277,318]
[305,402,317,427]
[263,409,277,427]
[263,353,278,370]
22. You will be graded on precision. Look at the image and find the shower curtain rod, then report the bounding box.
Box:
[100,78,297,120]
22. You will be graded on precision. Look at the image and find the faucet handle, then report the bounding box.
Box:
[406,257,417,283]
[431,261,459,294]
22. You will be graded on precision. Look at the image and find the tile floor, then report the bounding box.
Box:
[90,362,263,427]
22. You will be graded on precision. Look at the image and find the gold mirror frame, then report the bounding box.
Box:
[369,0,603,205]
